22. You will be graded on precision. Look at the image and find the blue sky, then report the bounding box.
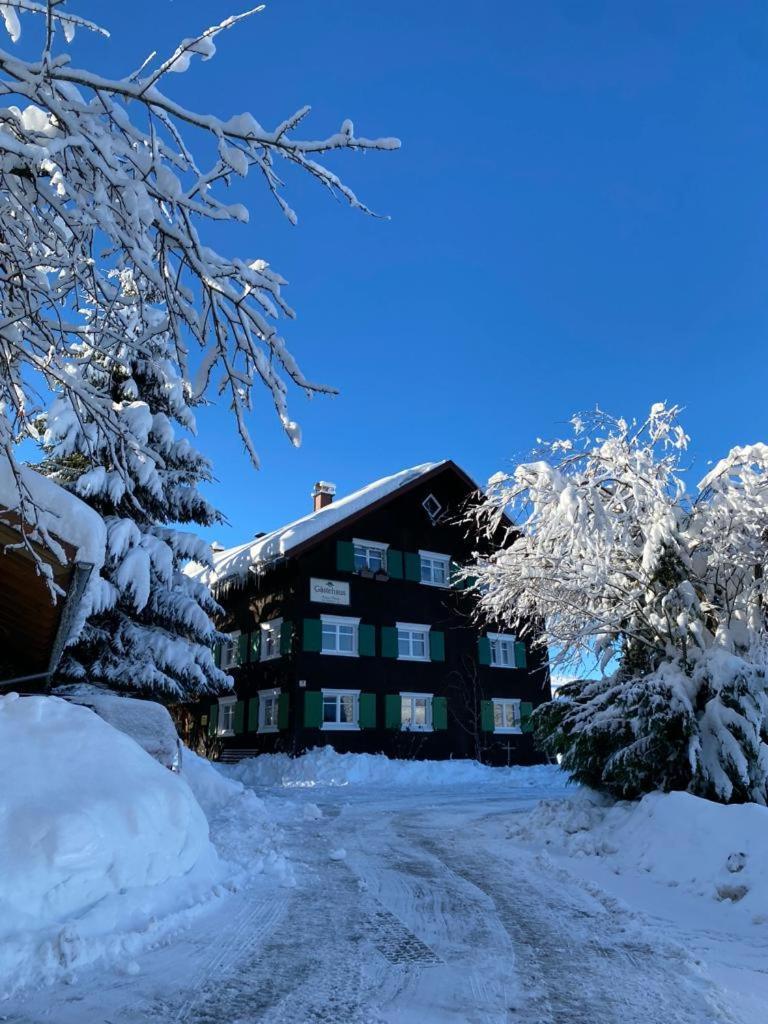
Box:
[67,1,768,545]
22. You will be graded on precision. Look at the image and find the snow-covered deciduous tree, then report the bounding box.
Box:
[469,404,768,804]
[39,271,230,699]
[0,1,397,588]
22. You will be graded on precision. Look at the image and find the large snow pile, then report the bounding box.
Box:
[0,694,221,994]
[224,746,565,790]
[187,461,449,586]
[511,789,768,915]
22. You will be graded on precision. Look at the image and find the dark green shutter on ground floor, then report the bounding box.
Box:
[278,692,290,729]
[233,700,245,734]
[480,700,494,732]
[303,618,322,652]
[385,694,401,729]
[359,693,376,728]
[248,697,259,732]
[208,703,219,736]
[304,691,323,728]
[432,696,447,731]
[520,702,533,733]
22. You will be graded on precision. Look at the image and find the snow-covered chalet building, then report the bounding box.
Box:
[190,461,551,765]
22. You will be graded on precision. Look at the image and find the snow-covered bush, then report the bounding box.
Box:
[470,404,768,804]
[0,2,396,588]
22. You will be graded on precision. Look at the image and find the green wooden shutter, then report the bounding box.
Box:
[336,540,354,573]
[358,623,376,657]
[247,697,259,732]
[208,703,219,736]
[237,633,248,666]
[213,641,222,668]
[478,636,491,666]
[278,692,290,729]
[387,549,404,579]
[359,692,376,729]
[303,618,322,652]
[233,700,245,734]
[404,552,421,582]
[514,641,528,669]
[381,626,398,658]
[250,630,261,662]
[385,694,401,729]
[520,701,534,733]
[480,700,494,732]
[429,631,445,662]
[304,691,323,728]
[432,696,447,731]
[280,620,294,656]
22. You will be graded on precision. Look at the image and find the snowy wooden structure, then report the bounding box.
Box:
[0,457,105,690]
[189,461,552,765]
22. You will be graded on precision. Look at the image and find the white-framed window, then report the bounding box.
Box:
[401,692,433,731]
[488,632,516,668]
[260,618,283,661]
[321,614,360,657]
[220,631,241,670]
[493,698,521,734]
[422,493,443,522]
[419,550,451,588]
[218,695,237,736]
[321,688,360,730]
[396,622,431,662]
[353,538,389,573]
[258,687,281,733]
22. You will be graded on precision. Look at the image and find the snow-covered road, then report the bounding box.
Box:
[3,773,740,1024]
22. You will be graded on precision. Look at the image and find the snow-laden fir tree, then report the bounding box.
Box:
[0,2,397,590]
[39,271,230,699]
[469,404,768,805]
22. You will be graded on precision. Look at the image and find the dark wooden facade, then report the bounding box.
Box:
[198,462,551,766]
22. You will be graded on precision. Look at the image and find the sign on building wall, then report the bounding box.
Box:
[310,578,350,606]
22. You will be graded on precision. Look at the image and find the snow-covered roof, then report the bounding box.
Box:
[189,461,449,587]
[0,453,106,569]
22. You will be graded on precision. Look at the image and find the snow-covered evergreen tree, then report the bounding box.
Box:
[469,404,768,804]
[40,271,229,699]
[0,2,397,590]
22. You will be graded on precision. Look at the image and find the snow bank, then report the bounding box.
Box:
[511,789,768,915]
[0,452,105,569]
[224,745,565,789]
[0,694,220,994]
[187,461,448,586]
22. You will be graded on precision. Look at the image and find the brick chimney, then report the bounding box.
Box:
[311,481,336,512]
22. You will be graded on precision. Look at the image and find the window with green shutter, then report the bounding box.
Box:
[480,700,494,732]
[336,540,355,573]
[247,697,259,732]
[477,636,491,666]
[304,691,323,728]
[358,623,376,657]
[278,692,290,730]
[303,618,322,652]
[404,552,421,582]
[233,700,245,734]
[381,626,398,658]
[432,696,448,731]
[359,693,376,728]
[384,694,401,729]
[514,641,528,669]
[387,549,404,579]
[520,702,534,733]
[429,631,445,662]
[208,703,219,736]
[280,620,294,656]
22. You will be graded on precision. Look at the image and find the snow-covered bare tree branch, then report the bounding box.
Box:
[469,404,768,804]
[0,1,398,560]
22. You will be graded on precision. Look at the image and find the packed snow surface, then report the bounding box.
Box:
[223,745,565,789]
[187,460,450,586]
[0,451,105,568]
[0,694,219,994]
